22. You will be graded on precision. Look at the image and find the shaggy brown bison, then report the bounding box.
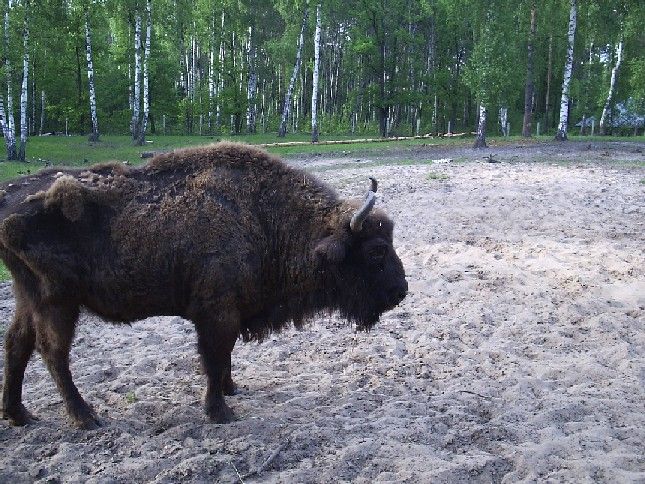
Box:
[0,142,407,429]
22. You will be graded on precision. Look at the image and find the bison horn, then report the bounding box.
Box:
[350,177,378,233]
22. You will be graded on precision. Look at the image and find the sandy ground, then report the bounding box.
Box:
[1,140,644,483]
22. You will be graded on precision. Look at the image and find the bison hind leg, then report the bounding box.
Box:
[36,303,101,430]
[2,302,38,426]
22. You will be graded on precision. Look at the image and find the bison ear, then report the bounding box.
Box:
[314,235,346,264]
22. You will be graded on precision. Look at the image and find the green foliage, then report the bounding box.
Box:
[0,0,639,158]
[462,1,523,107]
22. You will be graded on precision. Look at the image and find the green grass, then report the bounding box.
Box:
[426,172,449,181]
[0,134,460,169]
[0,263,10,280]
[0,261,10,283]
[0,133,642,182]
[0,134,475,182]
[0,160,50,181]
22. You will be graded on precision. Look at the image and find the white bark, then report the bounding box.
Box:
[137,0,151,145]
[556,0,577,141]
[473,104,487,148]
[216,12,224,129]
[246,29,257,134]
[190,33,196,101]
[599,40,624,135]
[18,4,29,161]
[433,94,438,134]
[311,3,322,142]
[178,32,186,93]
[208,20,214,129]
[131,10,142,141]
[0,36,7,141]
[278,6,308,137]
[0,90,7,140]
[499,107,509,136]
[208,48,214,126]
[85,9,99,141]
[4,5,16,159]
[30,69,33,135]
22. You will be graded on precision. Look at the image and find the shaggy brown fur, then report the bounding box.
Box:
[0,142,407,428]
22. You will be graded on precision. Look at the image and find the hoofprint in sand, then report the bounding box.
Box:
[1,141,643,483]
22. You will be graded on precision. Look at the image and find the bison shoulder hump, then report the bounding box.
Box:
[146,142,281,174]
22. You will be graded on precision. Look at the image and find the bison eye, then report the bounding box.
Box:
[367,245,388,262]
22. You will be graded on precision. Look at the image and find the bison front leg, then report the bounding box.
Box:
[2,303,37,426]
[194,318,239,423]
[222,348,238,396]
[36,304,100,430]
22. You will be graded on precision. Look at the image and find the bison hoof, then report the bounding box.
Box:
[2,404,39,426]
[223,379,239,396]
[206,402,235,424]
[69,405,102,430]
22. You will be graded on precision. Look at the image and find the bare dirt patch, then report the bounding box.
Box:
[1,141,644,482]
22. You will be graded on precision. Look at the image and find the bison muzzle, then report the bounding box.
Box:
[0,142,407,429]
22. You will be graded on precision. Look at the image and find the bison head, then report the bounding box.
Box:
[315,178,408,329]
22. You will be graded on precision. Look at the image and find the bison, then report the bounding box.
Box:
[0,142,407,429]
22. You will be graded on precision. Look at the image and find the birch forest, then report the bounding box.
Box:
[0,0,643,157]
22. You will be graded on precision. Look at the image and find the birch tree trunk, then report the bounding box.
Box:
[85,8,99,141]
[17,2,29,161]
[473,104,487,148]
[522,3,536,137]
[555,0,577,141]
[432,94,438,135]
[30,65,34,135]
[208,15,215,130]
[190,33,196,101]
[599,40,624,136]
[278,6,309,137]
[4,5,16,160]
[39,90,44,135]
[0,10,7,144]
[216,12,224,129]
[131,9,142,142]
[0,90,7,142]
[137,0,151,145]
[499,107,509,136]
[311,3,321,142]
[246,26,257,133]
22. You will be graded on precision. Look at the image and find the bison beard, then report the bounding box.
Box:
[0,143,407,428]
